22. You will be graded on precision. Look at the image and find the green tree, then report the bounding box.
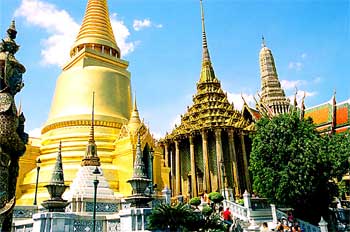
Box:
[249,112,350,224]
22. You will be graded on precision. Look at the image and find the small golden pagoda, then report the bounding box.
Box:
[161,0,254,199]
[259,37,290,115]
[16,0,168,205]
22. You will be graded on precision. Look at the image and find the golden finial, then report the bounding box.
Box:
[133,92,138,111]
[200,0,210,63]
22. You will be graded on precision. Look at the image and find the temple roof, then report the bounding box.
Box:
[305,97,350,133]
[167,1,252,139]
[70,0,120,58]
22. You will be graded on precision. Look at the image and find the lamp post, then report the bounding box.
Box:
[33,158,41,205]
[92,166,100,232]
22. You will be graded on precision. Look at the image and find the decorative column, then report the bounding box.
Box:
[215,129,223,191]
[189,135,197,197]
[169,144,175,196]
[201,130,210,192]
[164,142,169,167]
[228,129,240,197]
[240,133,252,192]
[175,140,181,196]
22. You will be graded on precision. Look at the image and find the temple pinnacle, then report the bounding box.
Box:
[71,0,120,58]
[50,141,65,185]
[200,0,211,64]
[261,35,266,47]
[81,92,100,166]
[132,133,148,179]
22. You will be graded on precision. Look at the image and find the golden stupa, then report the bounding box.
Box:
[16,0,169,206]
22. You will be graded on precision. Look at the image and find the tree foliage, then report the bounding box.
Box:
[249,112,350,224]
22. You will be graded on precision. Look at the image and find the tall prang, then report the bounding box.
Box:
[17,0,133,205]
[0,20,28,230]
[259,37,290,115]
[162,0,254,199]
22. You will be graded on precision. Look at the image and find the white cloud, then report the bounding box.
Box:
[15,0,137,67]
[133,18,163,31]
[301,53,307,59]
[110,13,137,56]
[280,79,306,90]
[29,127,41,138]
[227,92,255,110]
[15,0,79,66]
[288,61,303,71]
[133,19,151,31]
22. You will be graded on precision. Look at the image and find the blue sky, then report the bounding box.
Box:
[0,0,349,138]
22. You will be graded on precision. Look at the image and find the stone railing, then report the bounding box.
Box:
[224,191,273,223]
[224,199,249,221]
[276,209,321,232]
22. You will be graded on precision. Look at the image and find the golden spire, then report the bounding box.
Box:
[71,0,120,58]
[128,94,141,133]
[198,0,216,83]
[81,91,100,166]
[200,0,211,64]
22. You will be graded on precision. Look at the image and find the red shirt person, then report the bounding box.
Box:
[223,207,232,222]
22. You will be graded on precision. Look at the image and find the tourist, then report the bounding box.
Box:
[287,211,294,227]
[292,221,301,232]
[203,190,210,204]
[260,222,270,232]
[223,207,233,224]
[276,219,285,232]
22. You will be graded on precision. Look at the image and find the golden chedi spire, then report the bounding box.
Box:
[17,0,132,206]
[71,0,120,58]
[199,0,217,84]
[259,36,290,115]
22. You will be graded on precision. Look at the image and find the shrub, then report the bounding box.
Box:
[189,197,201,207]
[208,192,224,204]
[202,205,213,216]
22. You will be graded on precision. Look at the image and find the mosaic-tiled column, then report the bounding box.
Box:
[189,135,197,197]
[201,130,210,192]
